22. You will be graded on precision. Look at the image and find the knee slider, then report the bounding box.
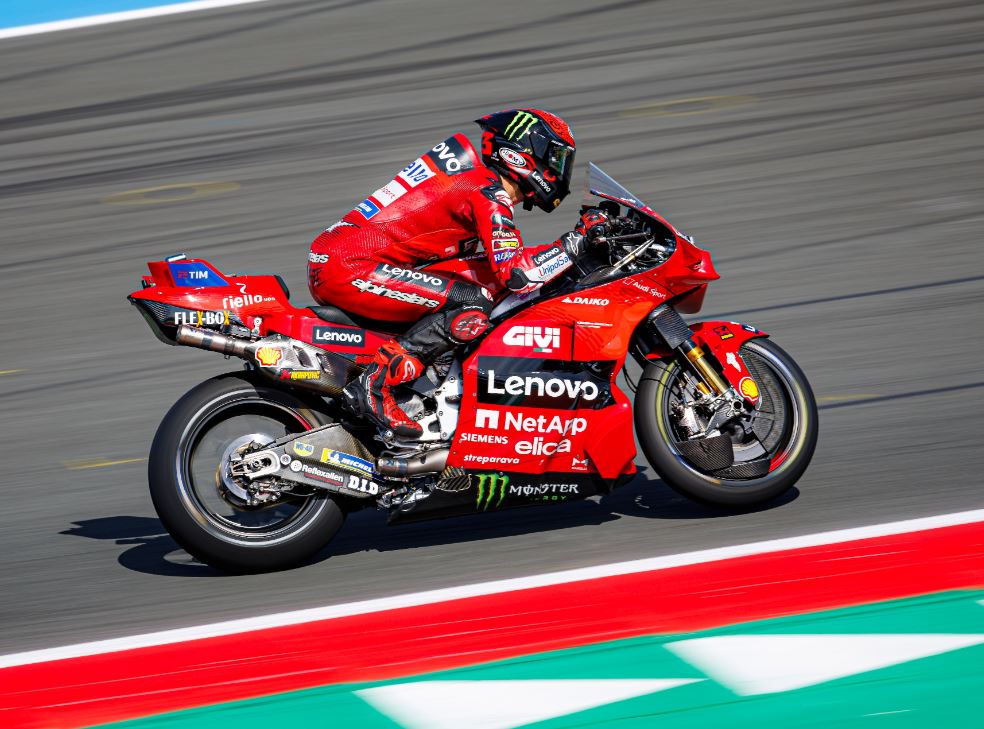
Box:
[444,281,492,343]
[448,305,489,342]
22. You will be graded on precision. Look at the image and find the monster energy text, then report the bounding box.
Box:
[511,483,579,501]
[476,475,580,510]
[503,111,537,141]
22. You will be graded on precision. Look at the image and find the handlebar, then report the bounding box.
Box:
[594,232,649,245]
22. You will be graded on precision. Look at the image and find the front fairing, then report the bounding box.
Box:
[580,163,719,296]
[448,283,645,481]
[427,165,718,323]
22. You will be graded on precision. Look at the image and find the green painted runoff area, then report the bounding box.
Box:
[100,590,984,729]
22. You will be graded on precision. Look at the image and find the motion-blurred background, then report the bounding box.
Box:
[0,0,981,653]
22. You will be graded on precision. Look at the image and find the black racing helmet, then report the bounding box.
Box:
[475,108,576,213]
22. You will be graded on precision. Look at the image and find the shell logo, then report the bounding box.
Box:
[739,376,759,401]
[255,346,283,367]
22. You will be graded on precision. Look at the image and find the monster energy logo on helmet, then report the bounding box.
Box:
[475,473,509,510]
[503,111,538,141]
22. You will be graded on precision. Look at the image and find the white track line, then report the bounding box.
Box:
[0,0,274,41]
[1,508,981,670]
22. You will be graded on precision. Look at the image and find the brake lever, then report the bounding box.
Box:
[603,232,649,244]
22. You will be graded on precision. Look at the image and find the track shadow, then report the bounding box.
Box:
[323,467,799,561]
[61,517,224,577]
[63,469,798,575]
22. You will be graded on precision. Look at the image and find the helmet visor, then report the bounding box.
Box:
[530,131,574,176]
[548,143,574,178]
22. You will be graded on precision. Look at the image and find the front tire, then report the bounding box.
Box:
[149,372,345,573]
[635,338,818,507]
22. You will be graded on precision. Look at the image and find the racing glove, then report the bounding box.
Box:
[577,209,611,243]
[562,209,611,260]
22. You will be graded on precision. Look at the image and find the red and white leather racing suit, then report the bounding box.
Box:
[308,132,575,438]
[307,133,573,321]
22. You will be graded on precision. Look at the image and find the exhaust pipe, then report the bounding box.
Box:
[376,448,449,477]
[177,324,449,474]
[175,325,354,395]
[176,325,251,358]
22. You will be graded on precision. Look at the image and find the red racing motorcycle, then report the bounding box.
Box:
[128,165,818,572]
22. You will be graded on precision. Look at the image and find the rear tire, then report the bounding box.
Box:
[149,372,344,573]
[634,338,818,507]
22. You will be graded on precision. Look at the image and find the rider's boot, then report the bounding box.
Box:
[344,286,492,440]
[346,340,424,438]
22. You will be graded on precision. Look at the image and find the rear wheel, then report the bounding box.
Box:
[635,338,818,507]
[149,372,345,573]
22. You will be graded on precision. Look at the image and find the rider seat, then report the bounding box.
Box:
[256,272,411,335]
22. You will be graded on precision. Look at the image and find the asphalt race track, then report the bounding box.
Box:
[0,0,982,655]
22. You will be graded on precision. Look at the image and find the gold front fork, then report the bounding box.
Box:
[680,339,730,395]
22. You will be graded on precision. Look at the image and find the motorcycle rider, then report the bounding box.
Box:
[308,108,611,439]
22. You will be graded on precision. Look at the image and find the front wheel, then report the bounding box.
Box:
[149,372,345,573]
[635,338,818,507]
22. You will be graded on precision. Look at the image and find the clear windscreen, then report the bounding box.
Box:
[583,163,649,214]
[578,162,678,277]
[492,163,677,318]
